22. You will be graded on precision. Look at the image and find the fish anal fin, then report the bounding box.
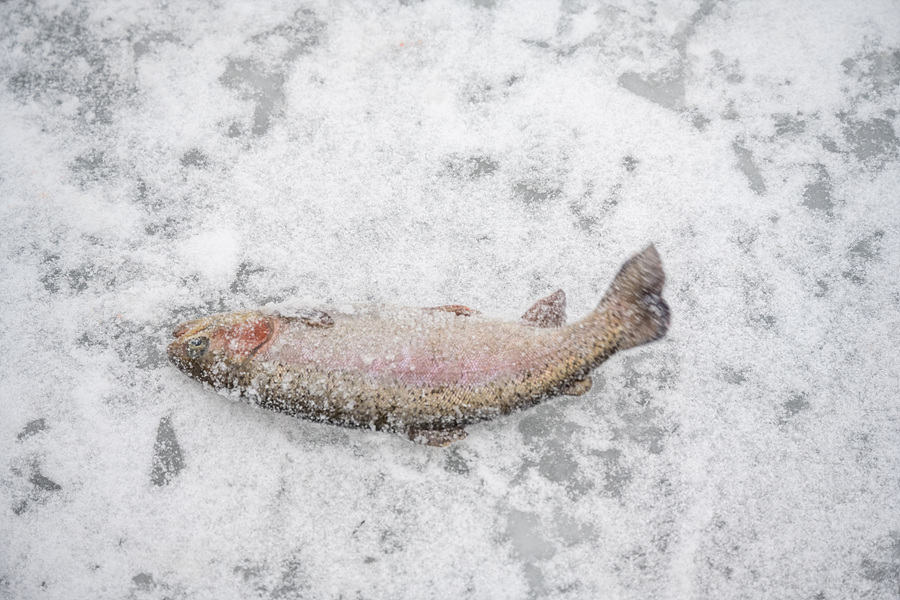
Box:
[277,308,334,328]
[408,427,468,447]
[559,377,592,396]
[520,289,566,327]
[425,305,481,317]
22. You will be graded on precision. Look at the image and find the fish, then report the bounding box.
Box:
[167,245,670,446]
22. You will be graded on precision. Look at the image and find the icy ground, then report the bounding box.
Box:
[1,0,899,598]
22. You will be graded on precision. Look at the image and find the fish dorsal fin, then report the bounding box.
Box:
[424,304,481,317]
[520,289,566,327]
[277,307,334,328]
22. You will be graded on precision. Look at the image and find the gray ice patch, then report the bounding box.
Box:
[671,0,717,59]
[848,231,883,262]
[5,6,136,126]
[842,230,883,284]
[71,150,116,185]
[467,156,499,177]
[131,572,155,590]
[719,366,748,385]
[860,532,900,593]
[843,118,898,168]
[802,164,833,215]
[130,571,184,598]
[151,416,185,486]
[596,448,632,498]
[537,442,580,484]
[269,558,308,599]
[17,418,48,440]
[689,110,711,131]
[250,9,323,63]
[505,509,554,596]
[13,465,62,515]
[779,393,811,425]
[445,155,499,179]
[515,410,596,497]
[39,255,96,295]
[232,557,310,598]
[180,149,210,169]
[230,261,268,298]
[618,71,685,111]
[29,472,62,493]
[843,48,900,96]
[97,318,168,370]
[553,511,597,547]
[513,182,561,207]
[616,0,712,112]
[568,200,600,233]
[132,31,179,60]
[712,50,744,84]
[443,446,470,475]
[773,113,806,137]
[732,141,766,194]
[220,59,286,137]
[220,10,324,137]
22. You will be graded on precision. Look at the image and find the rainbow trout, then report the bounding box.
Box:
[168,246,670,446]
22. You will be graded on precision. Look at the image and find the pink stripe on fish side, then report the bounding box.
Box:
[259,316,550,388]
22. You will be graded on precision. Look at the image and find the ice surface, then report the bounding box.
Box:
[1,0,899,598]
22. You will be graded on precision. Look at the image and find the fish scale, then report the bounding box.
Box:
[168,245,670,446]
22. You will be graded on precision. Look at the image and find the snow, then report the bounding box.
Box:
[1,0,899,598]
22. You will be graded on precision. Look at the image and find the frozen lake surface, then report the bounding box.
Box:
[2,0,899,598]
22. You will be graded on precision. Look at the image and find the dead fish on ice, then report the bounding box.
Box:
[168,246,670,446]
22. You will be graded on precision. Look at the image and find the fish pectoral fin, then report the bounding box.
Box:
[520,289,566,327]
[559,377,592,396]
[424,305,481,317]
[407,427,468,447]
[278,308,334,328]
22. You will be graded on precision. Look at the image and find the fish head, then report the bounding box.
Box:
[167,312,273,388]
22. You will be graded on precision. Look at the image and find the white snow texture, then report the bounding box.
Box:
[1,0,899,598]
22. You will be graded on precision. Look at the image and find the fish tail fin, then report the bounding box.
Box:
[598,245,670,351]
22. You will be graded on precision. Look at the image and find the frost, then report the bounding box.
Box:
[2,0,900,599]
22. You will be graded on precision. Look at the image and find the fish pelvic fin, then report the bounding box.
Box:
[559,376,592,396]
[599,245,670,351]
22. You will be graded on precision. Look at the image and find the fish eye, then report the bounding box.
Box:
[186,336,209,359]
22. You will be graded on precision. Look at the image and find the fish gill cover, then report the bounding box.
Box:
[0,0,899,599]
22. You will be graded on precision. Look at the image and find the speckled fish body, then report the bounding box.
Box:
[168,246,670,445]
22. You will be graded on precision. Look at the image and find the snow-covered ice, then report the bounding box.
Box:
[1,0,899,598]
